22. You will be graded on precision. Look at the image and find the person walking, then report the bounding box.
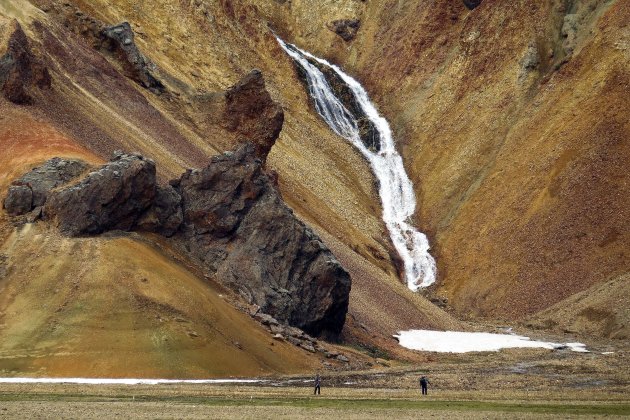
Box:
[314,374,321,395]
[419,375,430,395]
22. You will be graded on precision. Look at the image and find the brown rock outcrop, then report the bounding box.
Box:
[44,152,157,236]
[3,157,88,216]
[0,18,50,104]
[176,142,351,335]
[101,22,164,93]
[5,145,351,336]
[222,70,284,161]
[327,19,361,42]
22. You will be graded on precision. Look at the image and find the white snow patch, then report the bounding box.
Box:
[0,378,263,385]
[394,330,588,353]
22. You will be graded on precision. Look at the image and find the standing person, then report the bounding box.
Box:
[419,375,430,395]
[314,373,321,395]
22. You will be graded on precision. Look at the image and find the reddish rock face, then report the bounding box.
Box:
[223,69,284,162]
[0,18,50,104]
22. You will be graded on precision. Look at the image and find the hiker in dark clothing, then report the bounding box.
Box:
[314,374,321,395]
[420,376,430,395]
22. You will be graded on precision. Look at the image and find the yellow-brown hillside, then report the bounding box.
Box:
[261,0,629,333]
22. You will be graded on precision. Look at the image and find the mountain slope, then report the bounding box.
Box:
[0,0,461,374]
[260,0,629,332]
[1,0,626,383]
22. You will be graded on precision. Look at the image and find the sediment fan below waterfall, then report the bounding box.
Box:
[276,37,437,291]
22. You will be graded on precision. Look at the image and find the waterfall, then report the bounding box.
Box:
[276,37,437,290]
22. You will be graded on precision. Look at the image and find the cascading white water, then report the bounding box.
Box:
[276,37,437,290]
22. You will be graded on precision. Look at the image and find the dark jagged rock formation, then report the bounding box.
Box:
[222,70,284,161]
[44,152,156,236]
[176,143,351,335]
[4,145,351,336]
[101,22,164,93]
[0,18,51,104]
[3,157,87,216]
[327,19,361,42]
[463,0,483,10]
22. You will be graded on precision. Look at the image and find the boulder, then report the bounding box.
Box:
[328,19,361,42]
[44,152,156,236]
[0,18,51,104]
[269,324,285,334]
[223,70,284,162]
[300,343,316,353]
[254,312,280,326]
[325,350,339,359]
[177,142,351,335]
[285,326,306,339]
[3,185,32,216]
[3,157,88,216]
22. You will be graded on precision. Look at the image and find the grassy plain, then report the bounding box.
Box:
[0,383,628,419]
[1,346,628,419]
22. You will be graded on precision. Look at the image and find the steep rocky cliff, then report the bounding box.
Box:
[0,0,461,366]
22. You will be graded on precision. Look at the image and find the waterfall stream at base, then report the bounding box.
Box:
[276,37,437,290]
